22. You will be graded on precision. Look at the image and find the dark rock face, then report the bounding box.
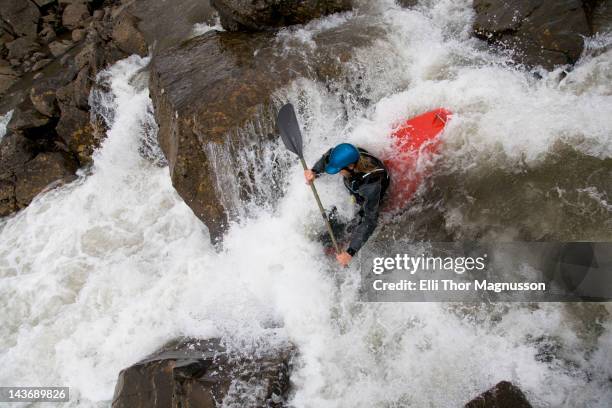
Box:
[473,0,595,70]
[0,0,41,37]
[149,22,378,242]
[0,0,133,217]
[211,0,352,31]
[111,12,148,57]
[0,0,218,219]
[122,0,216,52]
[14,151,77,206]
[464,381,533,408]
[112,338,293,408]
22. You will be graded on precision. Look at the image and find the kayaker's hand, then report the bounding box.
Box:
[304,169,316,184]
[336,251,352,267]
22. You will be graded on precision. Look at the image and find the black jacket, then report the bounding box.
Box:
[312,147,390,255]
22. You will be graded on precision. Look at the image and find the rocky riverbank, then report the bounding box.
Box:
[1,0,610,406]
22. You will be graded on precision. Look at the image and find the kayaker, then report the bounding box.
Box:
[304,143,390,266]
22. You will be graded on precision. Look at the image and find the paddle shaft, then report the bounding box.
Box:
[299,157,340,254]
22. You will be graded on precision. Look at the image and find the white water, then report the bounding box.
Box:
[0,110,12,141]
[1,1,611,407]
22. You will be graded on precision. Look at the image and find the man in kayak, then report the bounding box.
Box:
[304,143,390,266]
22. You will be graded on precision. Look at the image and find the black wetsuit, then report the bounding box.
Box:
[312,147,390,256]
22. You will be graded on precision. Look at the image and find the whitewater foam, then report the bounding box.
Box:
[0,0,611,407]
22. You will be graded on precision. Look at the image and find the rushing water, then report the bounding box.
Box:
[1,1,611,407]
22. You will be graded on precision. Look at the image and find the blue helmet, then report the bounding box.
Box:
[325,143,360,174]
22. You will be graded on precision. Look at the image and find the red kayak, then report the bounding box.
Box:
[383,108,451,211]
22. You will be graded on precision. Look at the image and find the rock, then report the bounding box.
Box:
[149,24,378,242]
[48,39,75,57]
[473,0,593,70]
[0,64,19,94]
[0,179,16,217]
[39,23,57,44]
[30,82,59,117]
[464,381,533,408]
[32,58,53,71]
[0,0,41,37]
[0,132,36,179]
[56,104,97,164]
[33,0,57,6]
[122,0,216,51]
[397,0,418,7]
[6,37,40,61]
[111,13,147,56]
[112,338,293,408]
[71,28,86,42]
[212,0,352,31]
[14,151,78,207]
[93,9,104,20]
[62,2,91,30]
[8,100,52,134]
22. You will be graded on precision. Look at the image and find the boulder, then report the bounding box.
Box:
[211,0,352,31]
[49,39,76,58]
[473,0,594,70]
[149,19,380,242]
[0,0,41,37]
[111,13,148,56]
[121,0,216,52]
[33,0,57,7]
[14,151,78,207]
[0,131,77,214]
[71,28,86,42]
[0,63,19,94]
[0,179,16,217]
[112,338,293,408]
[30,81,60,117]
[56,104,97,164]
[6,37,40,61]
[62,2,91,30]
[8,99,52,135]
[464,381,532,408]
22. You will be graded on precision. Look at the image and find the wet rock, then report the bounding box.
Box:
[30,81,60,117]
[112,338,293,408]
[14,151,78,207]
[0,179,16,217]
[0,0,41,37]
[8,100,52,134]
[32,58,53,71]
[56,105,97,164]
[212,0,352,31]
[49,39,75,58]
[0,131,76,214]
[150,19,379,242]
[122,0,216,52]
[0,63,20,94]
[39,23,57,44]
[464,381,532,408]
[111,13,147,56]
[71,28,86,42]
[62,2,91,30]
[33,0,57,7]
[396,0,418,7]
[149,31,296,240]
[6,37,40,61]
[473,0,594,70]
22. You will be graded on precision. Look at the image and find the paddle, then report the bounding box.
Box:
[277,103,340,254]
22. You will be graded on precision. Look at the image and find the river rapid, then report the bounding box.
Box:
[0,1,611,407]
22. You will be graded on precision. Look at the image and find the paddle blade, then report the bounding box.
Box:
[277,103,303,157]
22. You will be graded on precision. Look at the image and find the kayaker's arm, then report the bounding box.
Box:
[346,182,382,256]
